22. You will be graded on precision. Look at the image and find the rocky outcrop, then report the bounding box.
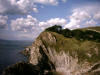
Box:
[2,27,100,75]
[25,31,100,75]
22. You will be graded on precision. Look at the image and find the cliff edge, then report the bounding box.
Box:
[26,26,100,75]
[2,26,100,75]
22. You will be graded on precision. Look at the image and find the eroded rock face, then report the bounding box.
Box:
[27,32,100,75]
[28,32,56,74]
[29,32,57,65]
[2,31,100,75]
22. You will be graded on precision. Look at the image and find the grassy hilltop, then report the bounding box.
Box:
[39,25,100,63]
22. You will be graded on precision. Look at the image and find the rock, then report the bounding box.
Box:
[2,26,100,75]
[27,31,100,75]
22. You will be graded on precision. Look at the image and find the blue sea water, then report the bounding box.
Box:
[0,40,32,74]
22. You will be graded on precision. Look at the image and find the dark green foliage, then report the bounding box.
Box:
[45,25,62,33]
[2,62,41,75]
[61,28,72,37]
[84,30,100,42]
[45,25,100,42]
[71,30,100,42]
[71,29,85,40]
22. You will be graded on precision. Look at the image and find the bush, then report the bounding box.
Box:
[84,30,100,42]
[45,25,62,33]
[72,29,85,40]
[61,28,72,37]
[45,25,100,42]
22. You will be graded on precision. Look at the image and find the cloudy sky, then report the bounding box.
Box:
[0,0,100,40]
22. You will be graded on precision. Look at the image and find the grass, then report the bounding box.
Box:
[80,26,100,32]
[38,31,100,64]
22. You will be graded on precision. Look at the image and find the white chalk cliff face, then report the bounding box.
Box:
[26,31,100,75]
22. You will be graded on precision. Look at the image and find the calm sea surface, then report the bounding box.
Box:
[0,40,32,74]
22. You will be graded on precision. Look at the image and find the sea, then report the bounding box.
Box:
[0,39,33,74]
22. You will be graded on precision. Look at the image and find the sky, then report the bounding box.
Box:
[0,0,100,40]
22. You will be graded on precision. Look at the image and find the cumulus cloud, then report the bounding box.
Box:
[93,11,100,20]
[9,4,100,40]
[10,16,67,38]
[64,9,91,29]
[85,19,97,26]
[11,15,38,32]
[64,5,100,29]
[0,0,34,14]
[39,18,67,30]
[11,16,67,32]
[0,0,63,14]
[33,8,39,13]
[71,9,91,21]
[0,15,8,29]
[34,0,58,5]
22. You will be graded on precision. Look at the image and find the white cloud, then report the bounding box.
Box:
[0,0,64,14]
[85,20,97,26]
[71,9,91,21]
[11,16,67,32]
[10,16,67,39]
[64,5,100,29]
[11,15,38,32]
[33,8,39,13]
[39,18,67,30]
[11,15,43,39]
[10,4,100,39]
[0,15,8,29]
[34,0,58,5]
[93,11,100,20]
[0,0,35,14]
[64,9,91,29]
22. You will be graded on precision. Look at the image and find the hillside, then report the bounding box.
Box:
[2,26,100,75]
[80,26,100,32]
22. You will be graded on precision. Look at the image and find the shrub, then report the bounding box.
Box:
[61,28,72,37]
[45,25,62,33]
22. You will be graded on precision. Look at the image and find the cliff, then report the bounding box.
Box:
[2,26,100,75]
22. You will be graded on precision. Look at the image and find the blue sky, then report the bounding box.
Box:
[0,0,100,40]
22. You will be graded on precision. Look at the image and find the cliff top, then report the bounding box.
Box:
[35,25,100,63]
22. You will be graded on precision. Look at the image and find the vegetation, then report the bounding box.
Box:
[45,25,62,33]
[45,25,100,42]
[39,31,100,63]
[2,62,41,75]
[36,25,100,63]
[2,25,100,75]
[80,26,100,32]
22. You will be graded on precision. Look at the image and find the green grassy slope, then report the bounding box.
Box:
[80,26,100,32]
[38,28,100,64]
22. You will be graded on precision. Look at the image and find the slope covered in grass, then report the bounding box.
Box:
[38,31,100,63]
[80,26,100,32]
